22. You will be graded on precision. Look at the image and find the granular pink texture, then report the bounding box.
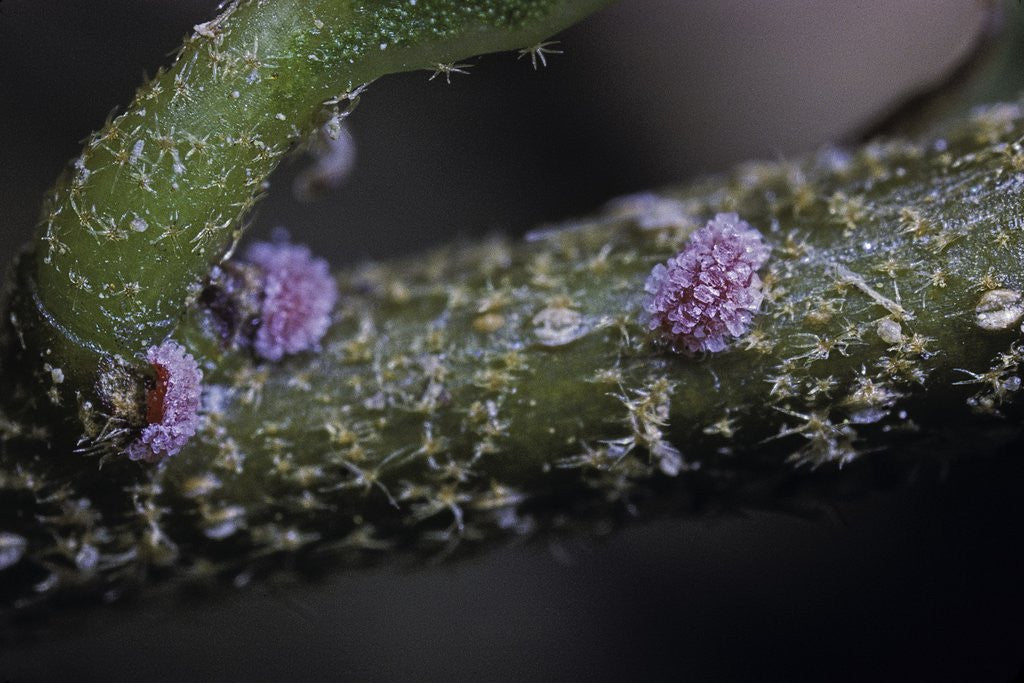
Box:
[245,240,338,361]
[644,213,770,353]
[127,340,203,463]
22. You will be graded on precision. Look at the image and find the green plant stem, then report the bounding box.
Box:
[7,0,611,423]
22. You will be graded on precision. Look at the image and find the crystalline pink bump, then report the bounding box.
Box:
[245,238,338,361]
[126,340,203,464]
[643,212,770,354]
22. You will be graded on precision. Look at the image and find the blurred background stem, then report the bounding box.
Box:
[860,0,1024,138]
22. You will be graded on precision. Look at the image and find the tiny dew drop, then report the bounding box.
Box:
[0,532,27,570]
[876,318,902,345]
[75,543,100,571]
[975,288,1024,331]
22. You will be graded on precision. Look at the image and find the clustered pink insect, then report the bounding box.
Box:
[245,238,338,361]
[644,212,770,353]
[126,340,203,463]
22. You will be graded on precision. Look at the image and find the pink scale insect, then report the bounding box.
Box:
[126,340,203,463]
[244,236,338,361]
[643,212,770,354]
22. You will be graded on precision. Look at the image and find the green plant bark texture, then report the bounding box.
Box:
[4,102,1024,616]
[9,0,611,416]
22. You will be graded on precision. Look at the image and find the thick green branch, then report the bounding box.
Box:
[4,102,1024,616]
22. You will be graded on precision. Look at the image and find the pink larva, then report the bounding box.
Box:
[245,239,338,361]
[644,213,770,354]
[126,340,203,463]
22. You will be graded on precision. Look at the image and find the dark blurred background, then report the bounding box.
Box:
[5,1,1024,680]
